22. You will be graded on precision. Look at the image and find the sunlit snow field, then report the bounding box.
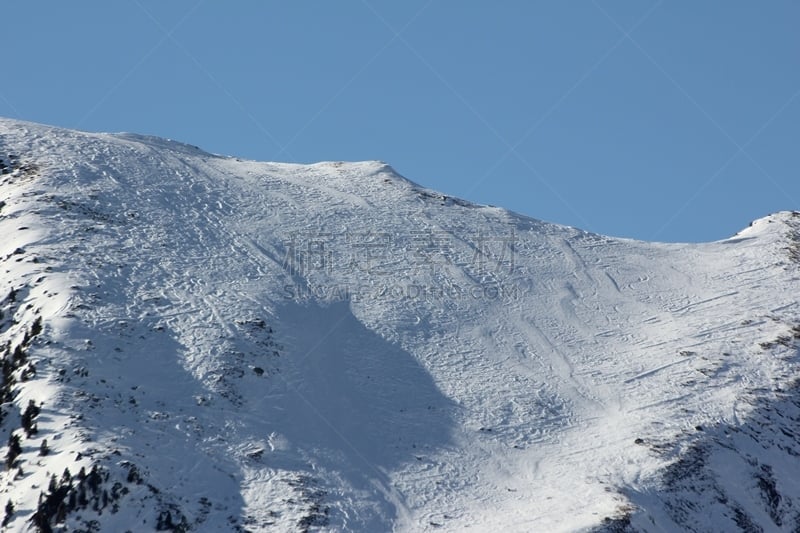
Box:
[1,118,799,531]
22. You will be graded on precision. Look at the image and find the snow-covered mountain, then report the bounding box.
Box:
[0,117,799,532]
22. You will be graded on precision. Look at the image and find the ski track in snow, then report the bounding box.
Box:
[1,118,800,532]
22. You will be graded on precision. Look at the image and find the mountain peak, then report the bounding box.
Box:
[1,119,799,531]
[734,209,800,237]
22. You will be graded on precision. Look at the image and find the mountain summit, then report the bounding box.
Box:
[1,118,799,532]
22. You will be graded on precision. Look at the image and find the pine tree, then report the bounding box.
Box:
[5,434,21,469]
[21,400,40,437]
[55,501,67,524]
[2,500,13,527]
[11,344,25,365]
[30,317,42,337]
[87,466,101,494]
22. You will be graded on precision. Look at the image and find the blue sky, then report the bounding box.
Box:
[1,2,797,242]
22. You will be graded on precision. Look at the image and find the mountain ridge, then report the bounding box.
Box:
[0,117,799,532]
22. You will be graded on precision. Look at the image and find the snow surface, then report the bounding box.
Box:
[0,117,799,532]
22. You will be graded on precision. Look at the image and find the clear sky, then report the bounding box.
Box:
[1,2,797,242]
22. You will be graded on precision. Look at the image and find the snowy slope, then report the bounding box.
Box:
[0,117,799,532]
